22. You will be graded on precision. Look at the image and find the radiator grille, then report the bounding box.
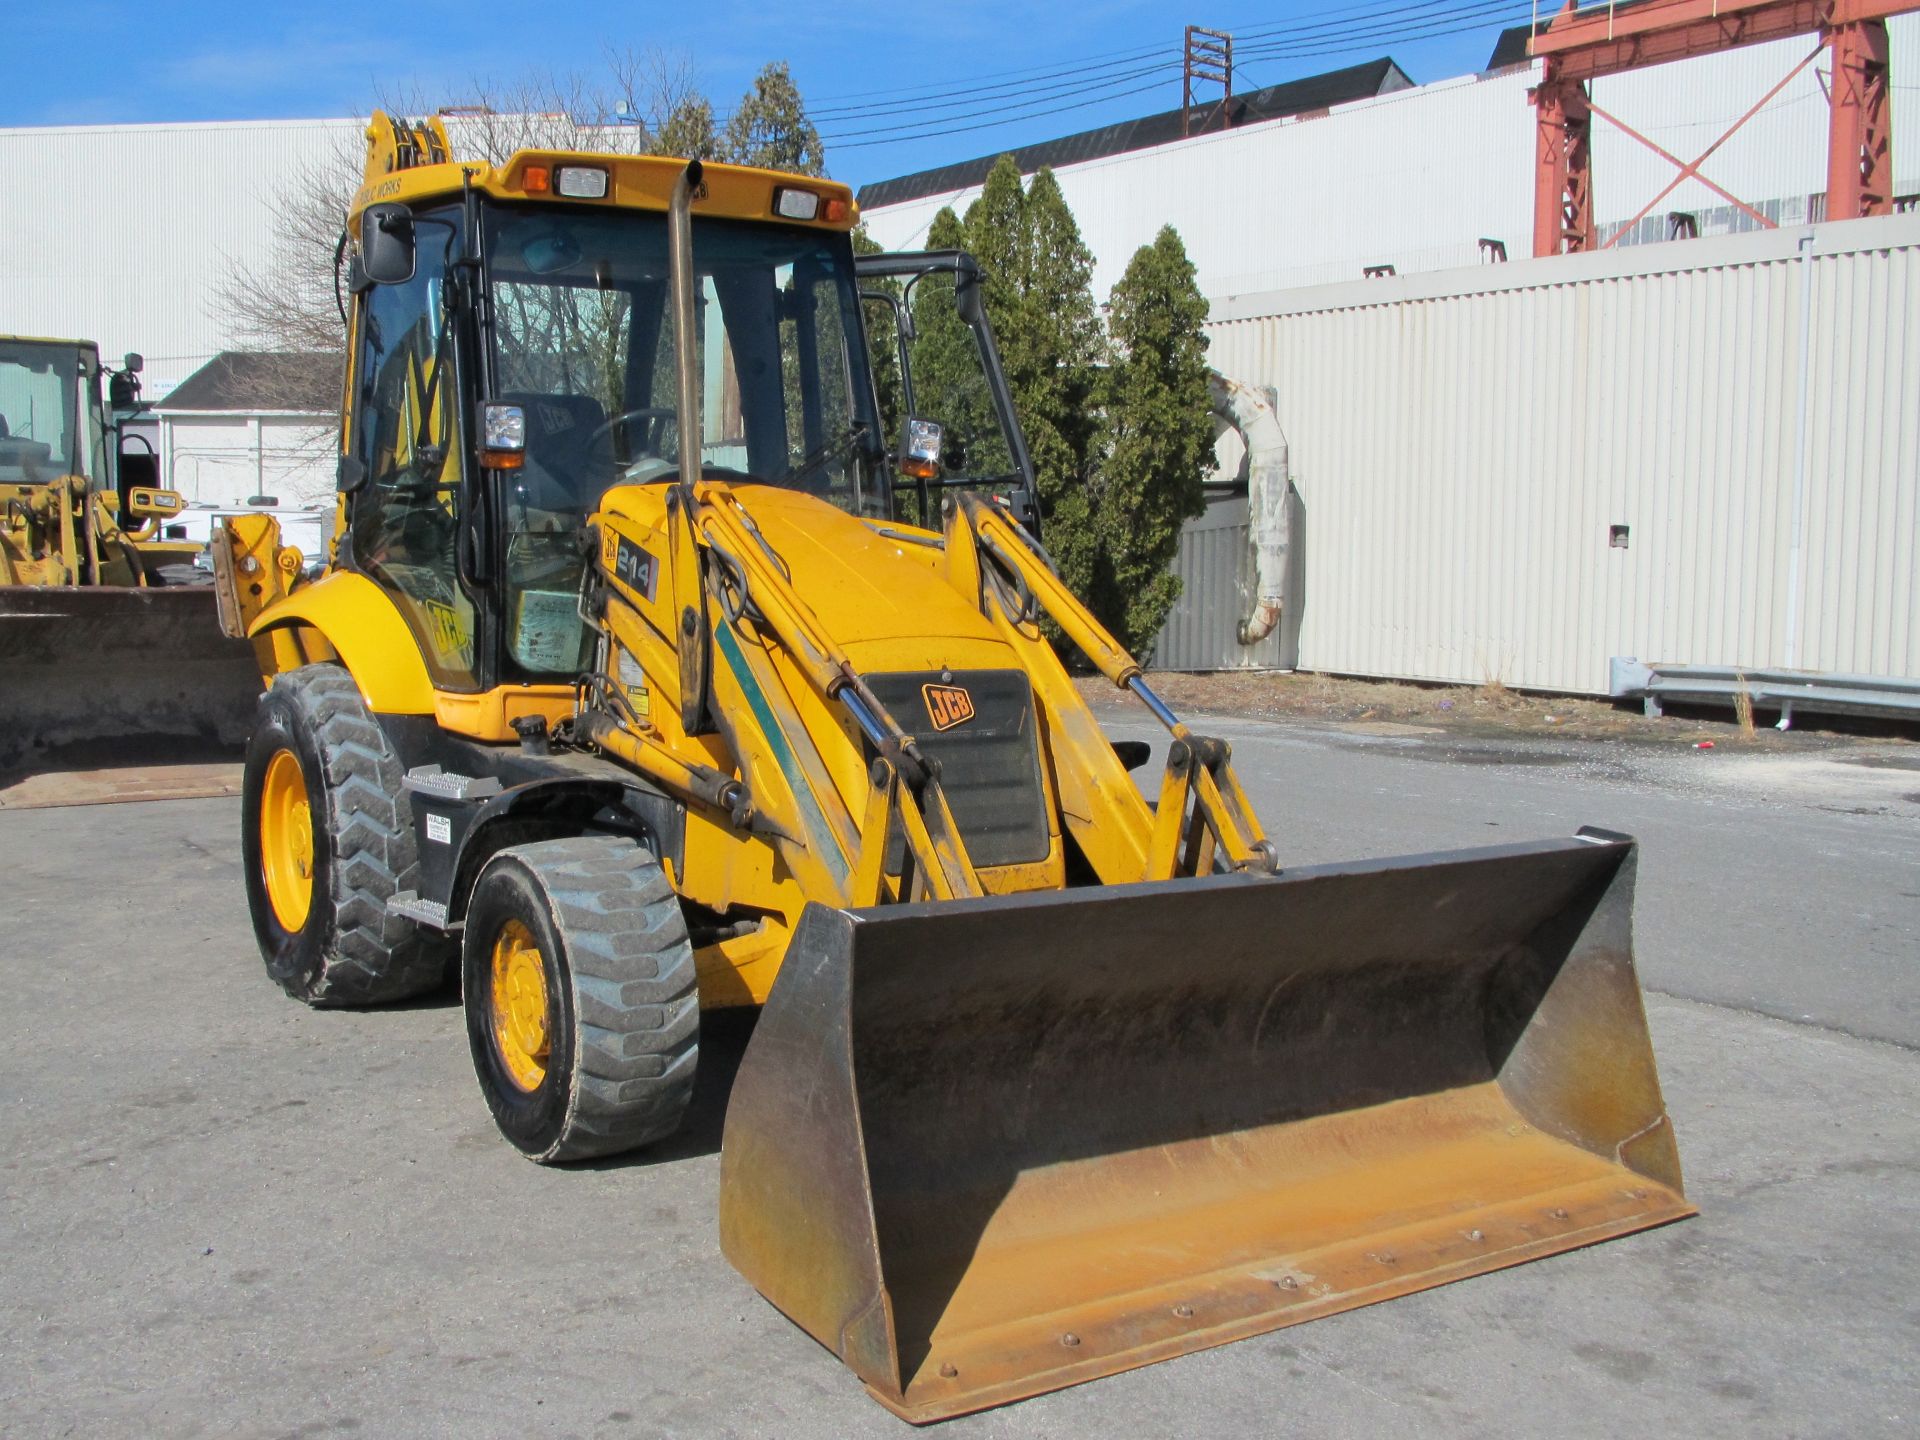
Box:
[863,670,1051,870]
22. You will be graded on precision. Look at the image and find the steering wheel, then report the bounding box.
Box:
[586,406,677,464]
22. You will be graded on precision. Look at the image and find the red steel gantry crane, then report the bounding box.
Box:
[1530,0,1916,256]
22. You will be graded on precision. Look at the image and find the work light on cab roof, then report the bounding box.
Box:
[773,185,847,223]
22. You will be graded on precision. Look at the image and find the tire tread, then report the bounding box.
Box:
[499,835,698,1162]
[269,666,448,1006]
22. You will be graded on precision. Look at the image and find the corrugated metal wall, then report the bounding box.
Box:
[1202,213,1920,694]
[1153,490,1298,672]
[0,118,362,393]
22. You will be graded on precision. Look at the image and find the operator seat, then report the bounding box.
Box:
[498,391,611,520]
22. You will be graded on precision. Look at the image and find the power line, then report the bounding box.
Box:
[1235,5,1534,85]
[827,76,1179,151]
[803,0,1535,154]
[805,36,1176,106]
[1237,0,1533,59]
[1230,0,1527,45]
[809,47,1181,119]
[808,0,1521,121]
[817,57,1183,141]
[709,49,1176,130]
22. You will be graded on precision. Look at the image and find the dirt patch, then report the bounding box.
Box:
[0,761,244,811]
[1078,671,1917,753]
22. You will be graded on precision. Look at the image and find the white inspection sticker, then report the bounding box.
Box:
[426,813,452,844]
[512,589,587,673]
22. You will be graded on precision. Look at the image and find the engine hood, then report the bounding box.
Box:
[604,482,1013,674]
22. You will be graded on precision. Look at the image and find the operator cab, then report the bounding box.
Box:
[342,191,893,692]
[0,337,108,488]
[337,147,1039,713]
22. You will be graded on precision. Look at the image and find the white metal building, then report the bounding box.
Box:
[0,117,361,396]
[154,351,339,509]
[854,28,1920,703]
[1195,212,1918,697]
[858,26,1920,305]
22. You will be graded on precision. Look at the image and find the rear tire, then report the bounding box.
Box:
[463,835,699,1164]
[241,664,452,1006]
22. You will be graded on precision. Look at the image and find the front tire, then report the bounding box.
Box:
[463,836,699,1164]
[241,664,451,1006]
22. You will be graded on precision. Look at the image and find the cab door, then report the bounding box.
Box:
[344,217,482,691]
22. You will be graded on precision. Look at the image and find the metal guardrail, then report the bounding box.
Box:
[1610,658,1920,729]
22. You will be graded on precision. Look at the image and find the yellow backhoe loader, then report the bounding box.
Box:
[1,335,259,773]
[214,113,1692,1423]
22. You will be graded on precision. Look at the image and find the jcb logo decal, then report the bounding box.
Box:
[923,683,975,731]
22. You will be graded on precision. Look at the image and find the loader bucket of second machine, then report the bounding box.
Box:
[719,831,1692,1422]
[0,587,261,775]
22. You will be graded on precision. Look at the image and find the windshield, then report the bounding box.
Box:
[0,341,101,487]
[483,205,884,518]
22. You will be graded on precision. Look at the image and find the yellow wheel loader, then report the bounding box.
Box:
[215,113,1692,1422]
[0,335,259,773]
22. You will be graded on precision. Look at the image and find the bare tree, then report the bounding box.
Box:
[212,49,823,365]
[212,128,365,355]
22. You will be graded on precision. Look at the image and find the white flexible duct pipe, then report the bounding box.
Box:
[1207,372,1292,646]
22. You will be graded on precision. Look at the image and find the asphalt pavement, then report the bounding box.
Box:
[0,713,1914,1438]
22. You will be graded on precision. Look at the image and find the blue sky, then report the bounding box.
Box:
[11,2,1532,188]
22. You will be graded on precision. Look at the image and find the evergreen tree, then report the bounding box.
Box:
[850,225,899,430]
[1089,226,1213,651]
[906,206,1007,500]
[962,156,1029,324]
[853,167,1209,654]
[652,96,719,160]
[1003,166,1105,599]
[851,224,915,515]
[723,62,825,175]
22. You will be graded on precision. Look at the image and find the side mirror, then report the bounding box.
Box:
[898,417,943,481]
[123,353,144,375]
[954,272,987,328]
[359,203,417,286]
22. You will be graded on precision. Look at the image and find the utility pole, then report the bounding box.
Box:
[1182,26,1233,138]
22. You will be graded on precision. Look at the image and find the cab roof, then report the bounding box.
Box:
[0,335,100,353]
[351,114,857,234]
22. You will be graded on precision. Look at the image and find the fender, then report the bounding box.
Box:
[250,570,435,714]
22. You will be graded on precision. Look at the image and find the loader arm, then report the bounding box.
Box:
[947,492,1278,881]
[585,468,1278,914]
[592,474,992,909]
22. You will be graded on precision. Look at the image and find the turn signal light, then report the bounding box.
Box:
[522,165,551,193]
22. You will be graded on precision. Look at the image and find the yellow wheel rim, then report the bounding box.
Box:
[260,748,315,933]
[490,919,551,1092]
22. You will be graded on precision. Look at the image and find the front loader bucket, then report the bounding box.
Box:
[0,586,261,775]
[719,831,1691,1422]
